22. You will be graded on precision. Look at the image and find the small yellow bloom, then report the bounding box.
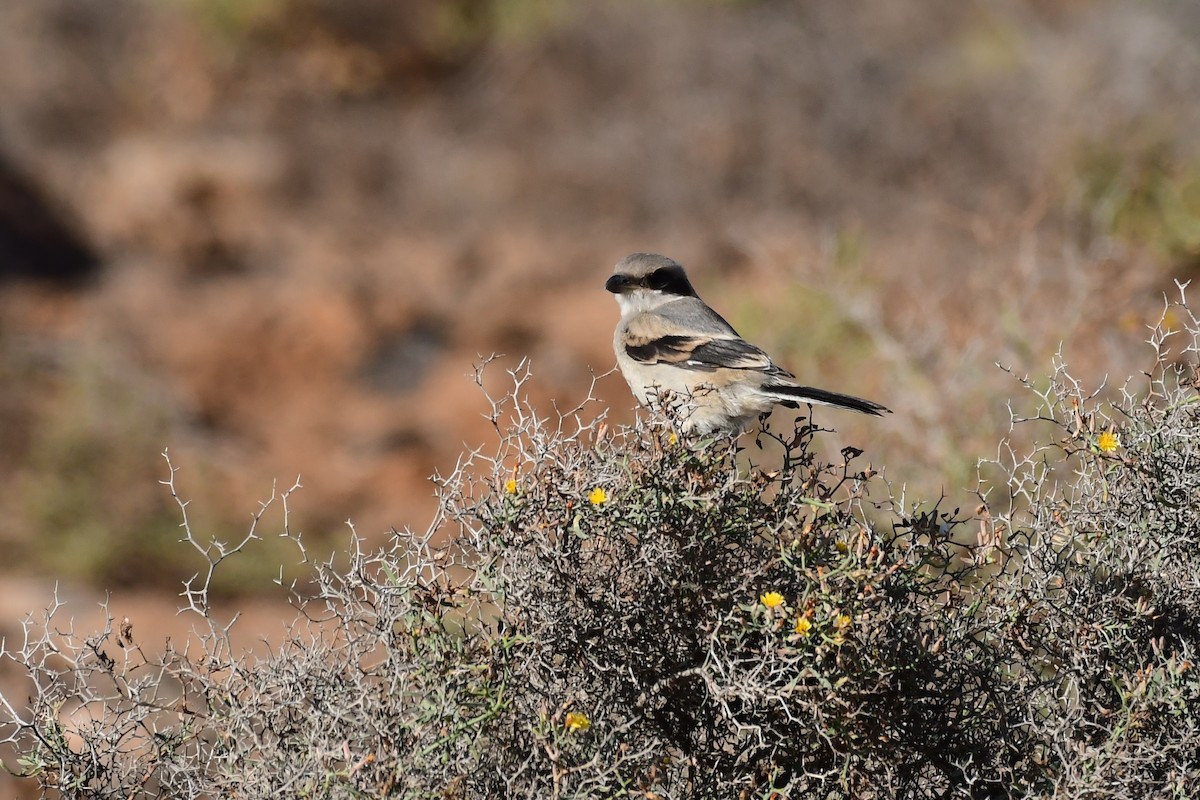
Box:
[504,478,518,494]
[794,617,813,636]
[1097,430,1119,453]
[668,431,679,446]
[834,614,852,630]
[564,711,591,732]
[760,591,785,609]
[587,487,608,506]
[834,540,848,554]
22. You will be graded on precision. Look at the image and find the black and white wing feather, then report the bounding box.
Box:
[622,297,786,373]
[622,297,889,416]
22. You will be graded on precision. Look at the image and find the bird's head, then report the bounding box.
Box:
[605,253,698,314]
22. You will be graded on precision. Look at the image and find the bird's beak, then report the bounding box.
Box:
[605,274,630,294]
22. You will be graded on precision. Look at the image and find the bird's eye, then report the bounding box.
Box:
[647,269,672,290]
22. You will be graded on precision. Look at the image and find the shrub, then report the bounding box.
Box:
[3,292,1200,798]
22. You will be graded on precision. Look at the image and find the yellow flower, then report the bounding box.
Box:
[760,592,785,609]
[834,614,852,630]
[564,711,591,732]
[835,540,848,554]
[794,617,813,636]
[1097,430,1119,453]
[668,431,679,446]
[587,487,608,506]
[504,478,518,494]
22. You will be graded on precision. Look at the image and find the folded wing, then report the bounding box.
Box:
[621,299,890,416]
[623,300,786,375]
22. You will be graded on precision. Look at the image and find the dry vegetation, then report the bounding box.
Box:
[2,294,1199,797]
[0,0,1198,572]
[2,0,1200,795]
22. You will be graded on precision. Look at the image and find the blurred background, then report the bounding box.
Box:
[0,0,1199,636]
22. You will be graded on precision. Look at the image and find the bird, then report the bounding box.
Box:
[605,252,890,435]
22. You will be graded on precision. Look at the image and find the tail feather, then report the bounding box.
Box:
[765,383,890,416]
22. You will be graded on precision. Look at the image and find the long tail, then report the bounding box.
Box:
[765,383,890,416]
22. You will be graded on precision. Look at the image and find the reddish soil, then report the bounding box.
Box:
[1,1,1199,790]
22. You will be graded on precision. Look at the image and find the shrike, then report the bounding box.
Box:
[605,253,889,435]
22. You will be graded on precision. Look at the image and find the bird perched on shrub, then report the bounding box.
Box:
[605,252,889,434]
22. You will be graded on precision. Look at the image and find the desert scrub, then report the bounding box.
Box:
[984,283,1200,798]
[3,291,1200,797]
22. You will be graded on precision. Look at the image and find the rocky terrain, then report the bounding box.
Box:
[0,0,1197,634]
[3,0,1200,793]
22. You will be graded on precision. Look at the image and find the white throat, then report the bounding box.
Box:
[614,288,676,318]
